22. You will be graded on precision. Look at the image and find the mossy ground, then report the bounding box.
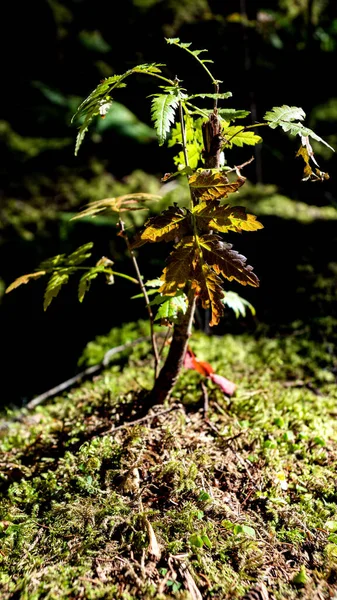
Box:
[1,322,337,600]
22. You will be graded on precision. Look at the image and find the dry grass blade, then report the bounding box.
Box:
[143,517,161,560]
[71,193,162,220]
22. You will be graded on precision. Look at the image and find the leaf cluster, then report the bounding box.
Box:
[132,170,263,326]
[6,243,116,310]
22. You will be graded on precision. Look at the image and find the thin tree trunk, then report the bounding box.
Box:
[146,112,221,406]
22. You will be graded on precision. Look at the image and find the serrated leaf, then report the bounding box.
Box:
[39,254,66,270]
[6,271,46,294]
[199,234,259,287]
[222,125,262,148]
[169,115,204,169]
[191,263,224,327]
[193,201,263,233]
[222,291,256,318]
[188,92,232,100]
[264,105,334,151]
[72,193,161,220]
[131,205,189,248]
[189,171,246,200]
[72,63,165,154]
[218,109,250,121]
[150,94,179,145]
[263,105,306,128]
[67,242,93,266]
[159,236,197,296]
[154,293,188,322]
[78,264,111,302]
[44,270,70,311]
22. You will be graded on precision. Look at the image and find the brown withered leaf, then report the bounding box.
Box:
[189,170,246,201]
[296,145,329,182]
[200,234,259,287]
[6,271,46,294]
[193,201,263,233]
[192,263,224,326]
[131,205,190,249]
[159,236,197,296]
[72,193,161,220]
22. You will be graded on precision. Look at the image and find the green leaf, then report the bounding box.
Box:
[264,105,334,151]
[218,108,250,121]
[72,63,165,154]
[150,94,179,145]
[264,105,306,128]
[44,270,71,311]
[292,565,308,585]
[188,92,232,100]
[222,125,262,148]
[169,115,204,169]
[154,292,188,322]
[222,291,256,318]
[78,266,106,302]
[201,534,212,548]
[67,242,93,266]
[189,534,204,548]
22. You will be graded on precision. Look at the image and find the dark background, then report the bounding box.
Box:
[1,0,337,406]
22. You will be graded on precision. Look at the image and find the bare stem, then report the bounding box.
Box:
[119,218,160,380]
[179,101,189,169]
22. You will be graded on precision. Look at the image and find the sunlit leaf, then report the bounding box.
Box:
[222,125,262,148]
[193,201,263,233]
[264,105,306,127]
[6,271,46,294]
[264,105,334,151]
[199,234,260,287]
[44,270,71,311]
[189,171,246,200]
[154,292,188,322]
[150,94,179,145]
[222,291,256,318]
[218,109,250,121]
[131,205,189,248]
[67,242,93,266]
[159,236,197,296]
[72,63,165,154]
[192,262,224,326]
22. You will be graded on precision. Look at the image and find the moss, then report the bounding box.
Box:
[1,321,337,598]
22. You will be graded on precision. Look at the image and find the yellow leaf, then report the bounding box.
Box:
[189,170,245,201]
[6,271,46,294]
[159,236,197,296]
[131,206,189,248]
[193,201,263,233]
[192,264,224,327]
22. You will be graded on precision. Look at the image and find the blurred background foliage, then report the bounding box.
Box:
[1,0,337,405]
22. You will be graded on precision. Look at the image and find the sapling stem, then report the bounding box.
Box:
[118,218,160,380]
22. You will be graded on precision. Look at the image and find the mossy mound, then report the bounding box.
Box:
[1,326,337,599]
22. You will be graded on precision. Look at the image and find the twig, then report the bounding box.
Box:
[201,381,209,418]
[178,100,189,168]
[225,156,255,174]
[26,336,150,410]
[119,218,160,381]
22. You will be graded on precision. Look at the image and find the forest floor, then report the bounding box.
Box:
[1,320,337,600]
